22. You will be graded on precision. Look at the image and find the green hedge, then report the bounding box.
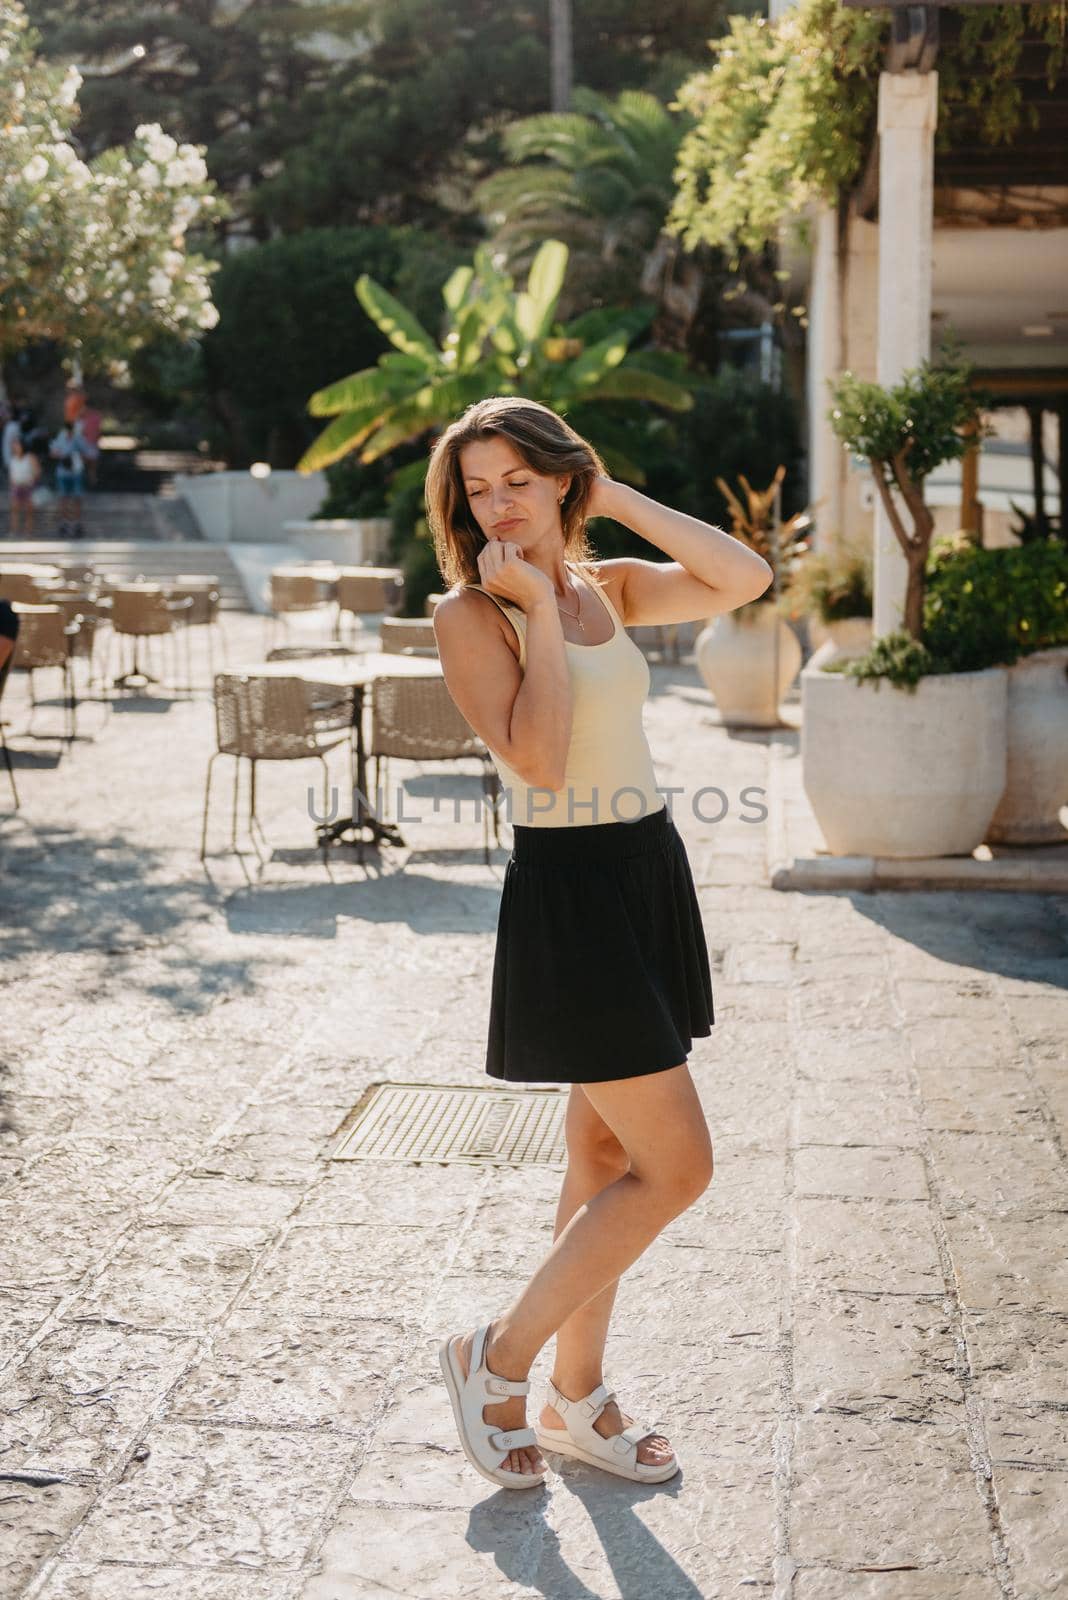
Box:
[828,538,1068,690]
[924,537,1068,672]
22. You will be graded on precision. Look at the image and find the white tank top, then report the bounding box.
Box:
[465,564,666,828]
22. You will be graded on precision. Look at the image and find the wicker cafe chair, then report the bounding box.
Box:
[335,570,404,644]
[107,586,193,691]
[264,644,356,734]
[378,616,438,656]
[166,578,224,690]
[368,673,502,865]
[200,672,349,867]
[267,572,335,651]
[0,569,62,604]
[42,593,107,694]
[11,603,81,743]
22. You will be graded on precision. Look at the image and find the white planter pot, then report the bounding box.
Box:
[808,615,873,660]
[283,518,392,566]
[695,603,802,728]
[987,646,1068,846]
[801,662,1008,858]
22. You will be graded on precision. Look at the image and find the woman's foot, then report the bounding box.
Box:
[450,1323,546,1478]
[540,1382,675,1467]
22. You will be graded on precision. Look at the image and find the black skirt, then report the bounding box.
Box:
[485,803,715,1085]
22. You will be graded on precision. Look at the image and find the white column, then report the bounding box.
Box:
[806,201,843,545]
[874,69,938,636]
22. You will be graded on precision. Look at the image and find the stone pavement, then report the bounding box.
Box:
[1,611,1066,1600]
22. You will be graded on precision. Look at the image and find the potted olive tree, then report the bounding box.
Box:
[694,465,810,727]
[801,354,1009,859]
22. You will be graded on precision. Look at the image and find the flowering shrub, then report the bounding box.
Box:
[0,0,227,377]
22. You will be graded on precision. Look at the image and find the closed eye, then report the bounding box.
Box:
[468,479,529,498]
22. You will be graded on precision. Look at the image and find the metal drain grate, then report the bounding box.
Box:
[330,1082,567,1167]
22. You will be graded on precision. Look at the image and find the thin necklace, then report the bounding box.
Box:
[556,570,585,631]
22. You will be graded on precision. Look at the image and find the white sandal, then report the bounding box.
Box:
[438,1322,550,1491]
[534,1378,679,1483]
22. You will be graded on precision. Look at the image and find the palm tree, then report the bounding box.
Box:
[475,88,704,344]
[297,239,694,484]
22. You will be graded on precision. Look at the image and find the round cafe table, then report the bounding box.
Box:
[226,650,442,859]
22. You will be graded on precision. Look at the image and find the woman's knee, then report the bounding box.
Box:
[565,1089,630,1175]
[636,1130,714,1213]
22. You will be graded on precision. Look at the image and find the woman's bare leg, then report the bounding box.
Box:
[449,1063,713,1476]
[533,1085,673,1465]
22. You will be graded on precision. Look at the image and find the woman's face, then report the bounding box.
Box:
[458,435,569,552]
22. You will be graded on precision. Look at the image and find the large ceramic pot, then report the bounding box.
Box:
[695,601,802,728]
[808,615,873,660]
[801,662,1008,858]
[987,646,1068,845]
[283,518,392,565]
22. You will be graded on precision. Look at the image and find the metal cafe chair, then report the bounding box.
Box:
[335,569,404,645]
[10,603,81,743]
[379,616,438,656]
[106,585,193,691]
[367,672,502,865]
[200,671,349,867]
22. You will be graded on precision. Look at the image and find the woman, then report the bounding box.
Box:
[429,397,772,1492]
[7,437,39,536]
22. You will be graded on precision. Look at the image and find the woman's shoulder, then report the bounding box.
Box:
[434,583,525,663]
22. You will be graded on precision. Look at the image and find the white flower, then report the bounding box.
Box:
[58,67,81,108]
[163,249,183,274]
[148,269,171,298]
[22,153,48,184]
[166,152,207,187]
[173,194,200,228]
[145,129,178,165]
[51,142,78,168]
[196,301,220,330]
[138,160,160,189]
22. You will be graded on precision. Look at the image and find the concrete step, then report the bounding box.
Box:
[0,540,250,609]
[0,490,200,541]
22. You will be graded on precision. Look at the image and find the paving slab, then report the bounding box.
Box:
[0,613,1065,1598]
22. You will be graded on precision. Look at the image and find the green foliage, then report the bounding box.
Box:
[668,0,1067,263]
[924,535,1068,670]
[778,535,872,623]
[824,536,1068,688]
[828,349,988,642]
[28,0,734,241]
[825,630,934,693]
[476,86,690,311]
[199,226,465,466]
[314,454,395,520]
[828,353,985,484]
[669,0,886,260]
[298,239,695,483]
[0,1,224,372]
[940,3,1068,148]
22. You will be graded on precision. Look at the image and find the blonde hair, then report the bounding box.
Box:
[425,396,608,591]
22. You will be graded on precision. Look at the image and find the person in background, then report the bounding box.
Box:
[79,397,102,489]
[7,437,40,536]
[63,383,86,428]
[50,420,87,538]
[2,402,25,488]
